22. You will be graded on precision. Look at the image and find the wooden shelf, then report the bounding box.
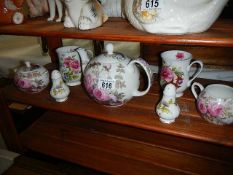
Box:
[3,71,233,148]
[0,17,233,47]
[18,110,233,174]
[1,15,233,174]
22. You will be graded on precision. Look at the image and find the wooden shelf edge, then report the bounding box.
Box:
[19,111,233,175]
[4,81,233,148]
[0,18,232,47]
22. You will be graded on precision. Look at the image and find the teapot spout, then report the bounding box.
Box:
[76,48,93,72]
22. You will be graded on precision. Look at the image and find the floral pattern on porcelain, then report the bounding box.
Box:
[160,52,185,88]
[14,65,49,93]
[61,55,81,83]
[83,43,152,106]
[160,65,184,88]
[197,91,233,125]
[84,60,126,106]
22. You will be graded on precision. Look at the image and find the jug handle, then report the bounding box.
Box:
[129,58,152,97]
[187,60,203,87]
[191,82,204,99]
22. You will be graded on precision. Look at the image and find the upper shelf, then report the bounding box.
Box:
[0,17,233,47]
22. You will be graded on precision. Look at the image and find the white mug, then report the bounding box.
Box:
[160,50,203,97]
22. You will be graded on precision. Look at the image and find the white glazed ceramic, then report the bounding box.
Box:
[47,0,63,22]
[191,82,233,125]
[50,70,70,102]
[83,43,152,106]
[160,50,203,97]
[156,83,180,124]
[63,0,108,30]
[56,46,92,86]
[100,0,124,17]
[14,61,49,93]
[124,0,228,34]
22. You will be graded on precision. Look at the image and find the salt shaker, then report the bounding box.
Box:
[156,83,180,124]
[50,70,70,102]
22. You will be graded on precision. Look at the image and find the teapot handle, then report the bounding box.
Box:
[191,82,204,99]
[129,58,152,97]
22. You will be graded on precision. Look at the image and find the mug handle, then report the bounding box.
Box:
[187,60,203,87]
[129,58,152,97]
[191,82,204,99]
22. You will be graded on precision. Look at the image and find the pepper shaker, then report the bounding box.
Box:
[156,83,180,124]
[50,70,70,102]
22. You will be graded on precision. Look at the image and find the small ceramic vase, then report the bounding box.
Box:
[156,83,180,124]
[50,70,70,102]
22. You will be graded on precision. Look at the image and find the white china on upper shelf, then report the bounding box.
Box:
[83,43,152,106]
[124,0,228,34]
[63,0,108,30]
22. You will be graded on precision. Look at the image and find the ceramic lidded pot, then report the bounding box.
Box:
[14,61,49,93]
[191,82,233,125]
[83,43,152,106]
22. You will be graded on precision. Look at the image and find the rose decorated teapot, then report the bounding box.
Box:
[83,43,152,106]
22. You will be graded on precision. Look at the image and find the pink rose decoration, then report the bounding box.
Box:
[17,79,31,89]
[197,100,207,114]
[69,60,80,70]
[161,66,174,82]
[93,88,110,102]
[84,74,94,94]
[63,57,73,67]
[207,103,223,117]
[176,52,184,59]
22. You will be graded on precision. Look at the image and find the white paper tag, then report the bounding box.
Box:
[141,0,162,11]
[98,79,115,91]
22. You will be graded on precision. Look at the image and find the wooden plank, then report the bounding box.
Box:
[0,18,232,47]
[20,111,233,175]
[140,44,233,69]
[3,76,233,148]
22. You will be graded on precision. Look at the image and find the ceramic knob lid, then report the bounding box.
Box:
[51,70,62,79]
[105,43,114,55]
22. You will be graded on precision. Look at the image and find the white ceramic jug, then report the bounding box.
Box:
[56,46,92,86]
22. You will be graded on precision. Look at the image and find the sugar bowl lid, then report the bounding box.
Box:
[16,61,48,75]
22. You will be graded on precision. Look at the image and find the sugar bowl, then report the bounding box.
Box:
[191,82,233,125]
[14,61,49,93]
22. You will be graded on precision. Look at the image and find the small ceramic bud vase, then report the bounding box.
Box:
[50,70,70,102]
[156,84,180,124]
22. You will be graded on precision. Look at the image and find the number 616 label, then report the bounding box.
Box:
[141,0,162,11]
[98,79,115,91]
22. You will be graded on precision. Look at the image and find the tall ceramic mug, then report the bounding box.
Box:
[56,46,92,86]
[191,82,233,125]
[160,50,203,97]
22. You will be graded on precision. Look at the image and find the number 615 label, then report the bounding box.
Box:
[141,0,162,11]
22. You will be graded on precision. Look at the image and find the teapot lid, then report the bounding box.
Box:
[106,43,114,55]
